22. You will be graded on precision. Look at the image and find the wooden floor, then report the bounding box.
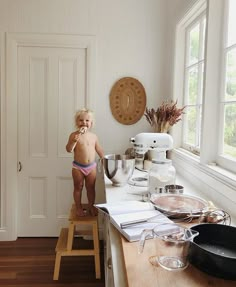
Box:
[0,237,105,287]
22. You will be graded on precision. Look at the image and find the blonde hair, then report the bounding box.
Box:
[74,108,95,128]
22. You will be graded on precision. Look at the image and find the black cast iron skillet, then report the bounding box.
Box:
[189,223,236,280]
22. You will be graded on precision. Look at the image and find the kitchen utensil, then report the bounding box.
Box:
[120,211,195,229]
[148,159,176,194]
[138,223,199,271]
[165,184,184,194]
[150,193,208,218]
[71,126,88,152]
[128,175,148,187]
[103,154,135,186]
[189,223,236,280]
[199,209,231,225]
[120,213,172,229]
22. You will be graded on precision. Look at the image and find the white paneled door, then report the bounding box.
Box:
[17,46,88,236]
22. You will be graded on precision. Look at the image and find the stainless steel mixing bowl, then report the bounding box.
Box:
[103,154,135,186]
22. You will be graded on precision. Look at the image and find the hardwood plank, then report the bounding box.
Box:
[0,272,17,279]
[0,237,105,287]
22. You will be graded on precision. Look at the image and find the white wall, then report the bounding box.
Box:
[165,0,198,100]
[96,0,168,153]
[2,0,233,230]
[0,0,193,239]
[0,0,193,153]
[0,0,170,155]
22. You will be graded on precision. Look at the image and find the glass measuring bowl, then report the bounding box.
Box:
[138,223,199,271]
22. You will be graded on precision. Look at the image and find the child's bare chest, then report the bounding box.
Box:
[78,136,94,148]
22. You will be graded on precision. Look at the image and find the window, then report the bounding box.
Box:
[174,0,236,174]
[219,0,236,161]
[182,15,206,154]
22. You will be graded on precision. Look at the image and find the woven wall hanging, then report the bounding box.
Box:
[109,77,146,125]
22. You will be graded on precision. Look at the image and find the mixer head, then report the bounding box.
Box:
[130,133,173,155]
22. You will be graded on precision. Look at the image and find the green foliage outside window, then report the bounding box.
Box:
[224,49,236,157]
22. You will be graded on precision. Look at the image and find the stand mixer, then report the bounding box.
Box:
[130,133,175,193]
[130,132,173,162]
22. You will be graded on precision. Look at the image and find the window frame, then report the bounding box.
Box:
[173,0,236,175]
[172,0,207,154]
[182,13,206,154]
[216,0,236,172]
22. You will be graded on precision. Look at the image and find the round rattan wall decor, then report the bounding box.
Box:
[109,77,146,125]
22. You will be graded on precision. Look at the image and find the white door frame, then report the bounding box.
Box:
[0,33,96,240]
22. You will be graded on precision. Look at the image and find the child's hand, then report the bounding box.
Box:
[70,134,80,153]
[74,134,80,142]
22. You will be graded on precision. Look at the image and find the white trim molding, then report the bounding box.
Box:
[0,31,8,239]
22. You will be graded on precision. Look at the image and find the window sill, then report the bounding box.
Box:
[172,148,236,224]
[172,148,236,190]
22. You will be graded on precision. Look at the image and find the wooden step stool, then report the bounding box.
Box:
[53,204,101,280]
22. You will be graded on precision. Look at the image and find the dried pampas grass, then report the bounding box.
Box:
[144,100,185,133]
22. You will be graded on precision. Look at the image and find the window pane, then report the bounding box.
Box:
[185,106,197,145]
[202,18,206,59]
[227,0,236,46]
[189,23,200,65]
[182,13,205,153]
[187,66,198,105]
[199,63,204,103]
[223,103,236,157]
[225,48,236,101]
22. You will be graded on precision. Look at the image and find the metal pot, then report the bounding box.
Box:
[189,223,236,280]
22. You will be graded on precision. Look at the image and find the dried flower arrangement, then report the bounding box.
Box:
[144,100,185,133]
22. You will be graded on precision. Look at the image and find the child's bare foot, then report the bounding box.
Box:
[76,206,86,217]
[88,206,98,216]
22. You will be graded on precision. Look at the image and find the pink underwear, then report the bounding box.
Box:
[72,161,96,176]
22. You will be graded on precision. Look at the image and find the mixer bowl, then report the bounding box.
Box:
[103,154,135,186]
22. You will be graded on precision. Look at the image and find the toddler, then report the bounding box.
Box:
[66,108,104,216]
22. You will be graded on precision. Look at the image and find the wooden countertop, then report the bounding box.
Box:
[104,171,236,287]
[121,234,235,287]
